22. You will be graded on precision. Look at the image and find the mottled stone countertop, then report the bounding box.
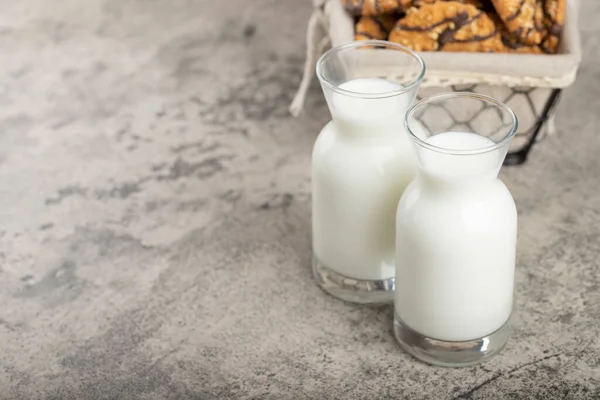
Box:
[0,0,599,398]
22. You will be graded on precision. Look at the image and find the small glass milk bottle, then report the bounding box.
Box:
[312,40,425,304]
[394,93,518,366]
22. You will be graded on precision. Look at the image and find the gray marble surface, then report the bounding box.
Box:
[0,0,599,398]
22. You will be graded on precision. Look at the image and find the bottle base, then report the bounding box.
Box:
[312,255,394,304]
[393,313,510,367]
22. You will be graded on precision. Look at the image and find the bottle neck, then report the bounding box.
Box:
[328,92,411,139]
[332,118,407,141]
[415,145,504,190]
[418,168,500,191]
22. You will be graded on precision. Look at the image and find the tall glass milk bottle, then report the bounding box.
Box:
[312,40,425,304]
[394,93,518,366]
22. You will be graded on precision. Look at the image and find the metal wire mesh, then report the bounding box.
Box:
[416,85,562,165]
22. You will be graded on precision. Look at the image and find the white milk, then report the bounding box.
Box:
[395,131,517,341]
[312,78,417,281]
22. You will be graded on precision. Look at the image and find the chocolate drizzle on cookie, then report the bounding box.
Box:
[505,0,525,22]
[354,15,397,41]
[355,30,376,39]
[372,15,391,33]
[437,12,498,47]
[548,23,561,36]
[501,34,525,49]
[397,15,465,32]
[396,11,497,48]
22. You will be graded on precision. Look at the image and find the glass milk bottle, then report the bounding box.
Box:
[312,40,425,304]
[394,93,518,366]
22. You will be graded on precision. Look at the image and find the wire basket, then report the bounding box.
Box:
[290,0,581,165]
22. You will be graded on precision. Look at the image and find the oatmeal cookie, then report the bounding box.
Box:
[490,0,546,45]
[541,31,559,53]
[498,40,544,53]
[541,0,565,53]
[342,0,484,16]
[388,1,500,52]
[488,11,543,53]
[414,0,485,8]
[544,0,566,26]
[354,15,397,40]
[342,0,410,16]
